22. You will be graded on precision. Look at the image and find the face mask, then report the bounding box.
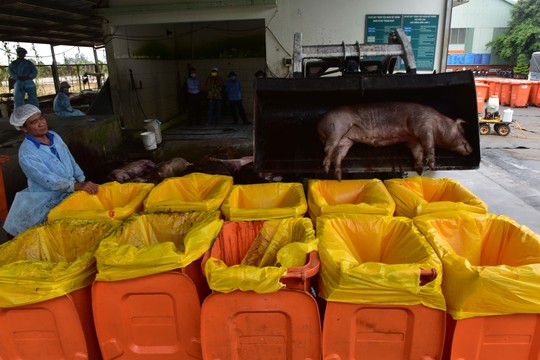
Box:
[230,76,236,80]
[190,73,197,78]
[211,72,217,76]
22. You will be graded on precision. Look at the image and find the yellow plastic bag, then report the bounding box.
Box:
[414,212,540,319]
[144,172,233,212]
[204,218,317,293]
[221,182,308,221]
[307,179,396,221]
[0,219,119,308]
[384,177,488,218]
[95,211,223,281]
[317,214,445,311]
[48,181,154,221]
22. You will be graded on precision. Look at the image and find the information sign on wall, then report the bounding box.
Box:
[365,14,439,70]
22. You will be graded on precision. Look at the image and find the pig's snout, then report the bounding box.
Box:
[454,140,473,156]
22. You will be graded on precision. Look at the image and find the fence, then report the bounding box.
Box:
[0,64,108,96]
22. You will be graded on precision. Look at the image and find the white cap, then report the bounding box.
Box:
[211,67,218,72]
[9,104,40,130]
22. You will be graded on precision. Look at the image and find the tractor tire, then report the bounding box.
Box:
[479,124,491,135]
[494,124,510,136]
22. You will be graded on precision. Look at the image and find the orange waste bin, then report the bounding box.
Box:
[307,178,396,222]
[0,286,101,360]
[324,302,446,360]
[475,83,489,113]
[414,212,540,360]
[317,215,446,360]
[92,211,223,360]
[488,78,502,99]
[0,219,118,360]
[200,220,320,360]
[511,80,531,107]
[92,268,204,360]
[0,155,8,222]
[528,81,540,107]
[499,79,513,106]
[445,313,540,360]
[383,176,488,218]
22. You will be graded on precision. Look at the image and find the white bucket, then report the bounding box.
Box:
[503,108,514,123]
[144,119,162,144]
[487,95,500,113]
[140,131,157,150]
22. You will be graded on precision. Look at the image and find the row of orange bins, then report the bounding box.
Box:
[475,78,540,113]
[1,178,539,360]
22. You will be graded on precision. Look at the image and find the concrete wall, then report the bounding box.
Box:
[177,58,265,116]
[101,0,451,126]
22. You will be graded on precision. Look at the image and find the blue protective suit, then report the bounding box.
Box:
[8,58,39,109]
[53,91,86,118]
[225,79,243,101]
[3,131,85,236]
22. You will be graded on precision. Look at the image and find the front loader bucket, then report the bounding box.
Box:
[253,71,480,178]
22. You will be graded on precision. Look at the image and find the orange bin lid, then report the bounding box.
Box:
[323,302,445,360]
[449,313,540,360]
[0,287,97,360]
[92,271,203,359]
[201,290,321,360]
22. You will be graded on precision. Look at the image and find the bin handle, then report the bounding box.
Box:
[419,268,437,286]
[281,251,320,280]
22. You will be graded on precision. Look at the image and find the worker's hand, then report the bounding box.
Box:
[74,181,99,194]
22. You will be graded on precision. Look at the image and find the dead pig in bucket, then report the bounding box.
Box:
[317,102,473,180]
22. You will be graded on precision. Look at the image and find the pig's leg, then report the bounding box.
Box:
[322,142,337,174]
[417,132,436,170]
[406,142,425,175]
[332,137,356,180]
[321,127,347,174]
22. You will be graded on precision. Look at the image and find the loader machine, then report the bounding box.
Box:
[253,29,481,180]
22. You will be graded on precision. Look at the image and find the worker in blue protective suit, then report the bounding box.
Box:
[224,71,250,125]
[8,47,39,109]
[53,81,86,118]
[3,104,99,237]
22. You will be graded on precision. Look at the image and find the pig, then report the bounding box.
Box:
[108,159,156,183]
[208,156,254,173]
[317,102,473,179]
[108,169,130,183]
[155,157,192,180]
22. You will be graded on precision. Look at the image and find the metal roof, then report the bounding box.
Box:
[0,0,104,47]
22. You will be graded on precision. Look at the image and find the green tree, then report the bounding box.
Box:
[63,52,91,64]
[488,0,540,64]
[514,53,529,75]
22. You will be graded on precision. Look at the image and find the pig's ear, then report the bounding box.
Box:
[456,118,466,133]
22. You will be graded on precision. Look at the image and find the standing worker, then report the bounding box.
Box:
[3,104,99,237]
[185,68,201,126]
[205,67,224,126]
[8,47,39,109]
[225,71,250,125]
[53,81,86,118]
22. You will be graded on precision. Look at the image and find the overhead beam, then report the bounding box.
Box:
[0,7,102,29]
[16,0,100,18]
